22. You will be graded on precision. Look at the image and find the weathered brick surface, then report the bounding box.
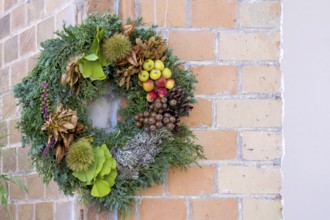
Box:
[19,27,36,56]
[56,6,75,31]
[36,202,53,220]
[240,1,281,28]
[193,65,237,95]
[242,66,281,94]
[45,179,65,199]
[4,36,18,63]
[11,4,26,33]
[0,67,10,93]
[140,0,186,27]
[218,166,281,194]
[219,32,280,61]
[18,204,34,220]
[17,146,32,171]
[55,201,74,220]
[0,14,10,39]
[46,0,67,13]
[9,119,21,144]
[191,198,238,220]
[119,0,135,21]
[217,100,282,128]
[181,98,213,127]
[2,92,16,117]
[27,174,44,199]
[37,17,55,46]
[242,131,282,160]
[191,0,236,28]
[169,32,214,61]
[11,59,28,87]
[2,148,16,173]
[140,199,186,220]
[194,130,236,160]
[139,183,164,196]
[27,0,44,23]
[168,166,215,195]
[10,176,26,200]
[243,199,282,220]
[88,0,115,15]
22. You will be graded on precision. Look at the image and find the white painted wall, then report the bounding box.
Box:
[282,1,330,219]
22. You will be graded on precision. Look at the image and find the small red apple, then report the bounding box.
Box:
[155,77,166,88]
[146,91,158,102]
[143,80,155,92]
[165,79,175,89]
[156,88,168,97]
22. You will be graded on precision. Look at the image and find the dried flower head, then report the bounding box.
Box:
[102,34,132,63]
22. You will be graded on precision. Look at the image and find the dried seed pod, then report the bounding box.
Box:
[136,122,143,128]
[143,111,150,118]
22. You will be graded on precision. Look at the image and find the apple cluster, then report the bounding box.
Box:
[138,59,175,102]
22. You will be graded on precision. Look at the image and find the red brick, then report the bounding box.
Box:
[18,204,34,220]
[46,0,66,13]
[36,202,53,220]
[0,204,16,220]
[119,0,135,21]
[2,148,17,173]
[88,0,115,14]
[56,6,75,31]
[191,0,236,27]
[10,176,26,200]
[27,174,44,199]
[11,59,28,87]
[9,119,21,144]
[45,179,64,199]
[168,166,215,195]
[18,146,32,171]
[192,65,237,95]
[140,0,186,27]
[140,199,186,220]
[169,32,214,61]
[2,92,17,117]
[192,199,238,220]
[181,99,213,127]
[194,130,237,160]
[139,183,164,196]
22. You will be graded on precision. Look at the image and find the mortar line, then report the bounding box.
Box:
[195,93,282,100]
[135,194,281,199]
[212,98,217,129]
[214,163,219,193]
[237,65,243,94]
[197,160,281,167]
[238,198,243,220]
[136,197,141,220]
[186,198,192,220]
[214,31,219,61]
[151,27,280,33]
[134,0,140,19]
[114,0,119,15]
[186,0,191,28]
[236,0,242,30]
[236,131,243,160]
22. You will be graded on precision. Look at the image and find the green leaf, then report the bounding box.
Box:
[91,177,110,197]
[112,159,117,169]
[94,147,106,179]
[104,170,117,188]
[90,26,104,55]
[99,144,113,177]
[72,161,96,183]
[81,59,106,81]
[84,54,98,61]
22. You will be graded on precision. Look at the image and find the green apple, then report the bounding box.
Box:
[143,59,154,71]
[162,68,172,79]
[150,69,161,80]
[138,70,149,82]
[154,60,165,71]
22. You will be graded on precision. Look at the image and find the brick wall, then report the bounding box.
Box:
[0,0,282,219]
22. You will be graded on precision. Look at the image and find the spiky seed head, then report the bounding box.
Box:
[102,34,132,63]
[66,140,94,172]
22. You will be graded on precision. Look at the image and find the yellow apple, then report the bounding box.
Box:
[143,59,154,71]
[162,68,172,79]
[150,69,161,80]
[154,60,165,71]
[165,79,175,89]
[138,70,149,82]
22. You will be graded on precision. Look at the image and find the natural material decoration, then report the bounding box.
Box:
[13,14,204,216]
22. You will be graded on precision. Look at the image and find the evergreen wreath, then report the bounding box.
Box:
[14,14,205,216]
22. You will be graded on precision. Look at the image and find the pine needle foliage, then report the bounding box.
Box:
[13,14,204,216]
